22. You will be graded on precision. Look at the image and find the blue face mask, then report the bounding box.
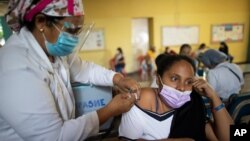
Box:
[44,23,79,56]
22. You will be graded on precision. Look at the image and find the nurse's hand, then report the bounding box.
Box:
[97,92,136,125]
[113,73,140,100]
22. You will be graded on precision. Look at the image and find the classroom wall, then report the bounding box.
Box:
[0,1,248,72]
[0,3,7,15]
[82,0,250,73]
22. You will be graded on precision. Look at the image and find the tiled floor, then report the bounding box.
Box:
[241,73,250,93]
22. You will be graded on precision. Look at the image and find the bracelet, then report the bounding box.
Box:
[213,103,225,112]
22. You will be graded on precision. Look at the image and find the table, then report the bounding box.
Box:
[237,64,250,93]
[238,63,250,75]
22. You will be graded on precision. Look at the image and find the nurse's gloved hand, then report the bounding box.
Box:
[97,92,136,125]
[113,73,141,101]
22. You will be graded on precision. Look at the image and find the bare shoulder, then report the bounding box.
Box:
[136,87,157,110]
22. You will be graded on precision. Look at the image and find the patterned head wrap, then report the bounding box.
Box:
[5,0,84,31]
[198,49,227,68]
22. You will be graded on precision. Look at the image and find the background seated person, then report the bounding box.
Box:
[219,41,234,63]
[179,43,198,70]
[198,49,244,102]
[140,55,154,81]
[114,47,126,75]
[119,55,233,141]
[164,46,177,56]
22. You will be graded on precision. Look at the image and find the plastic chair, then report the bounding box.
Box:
[72,83,115,139]
[226,93,250,124]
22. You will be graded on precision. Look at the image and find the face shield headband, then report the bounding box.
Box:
[69,22,95,67]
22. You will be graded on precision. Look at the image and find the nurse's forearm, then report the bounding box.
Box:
[113,73,124,86]
[96,105,114,125]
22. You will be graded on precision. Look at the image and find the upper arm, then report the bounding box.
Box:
[205,122,218,141]
[119,106,144,140]
[119,89,156,139]
[69,55,115,86]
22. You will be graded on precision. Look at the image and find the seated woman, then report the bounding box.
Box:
[198,49,244,102]
[119,54,233,141]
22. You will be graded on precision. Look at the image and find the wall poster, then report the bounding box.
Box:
[211,24,244,43]
[80,28,105,51]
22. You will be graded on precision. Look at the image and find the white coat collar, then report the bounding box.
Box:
[20,27,54,73]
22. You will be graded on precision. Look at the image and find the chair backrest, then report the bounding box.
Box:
[226,93,250,124]
[72,83,113,131]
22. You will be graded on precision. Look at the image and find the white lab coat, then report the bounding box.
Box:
[0,27,116,141]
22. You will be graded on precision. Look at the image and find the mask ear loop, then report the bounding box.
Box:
[69,22,95,67]
[40,28,46,40]
[52,23,63,33]
[40,28,50,51]
[40,28,56,58]
[157,75,164,87]
[157,75,168,96]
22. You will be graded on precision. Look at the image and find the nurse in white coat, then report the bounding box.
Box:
[0,0,140,140]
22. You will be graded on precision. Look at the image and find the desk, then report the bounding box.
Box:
[238,64,250,93]
[238,64,250,75]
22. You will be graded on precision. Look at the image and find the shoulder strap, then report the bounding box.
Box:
[224,66,241,83]
[154,89,159,112]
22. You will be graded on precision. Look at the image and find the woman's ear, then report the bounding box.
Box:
[34,14,46,31]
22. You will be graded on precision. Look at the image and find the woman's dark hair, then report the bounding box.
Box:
[22,0,64,31]
[117,47,123,54]
[199,43,206,50]
[219,41,229,55]
[179,43,191,54]
[155,54,196,77]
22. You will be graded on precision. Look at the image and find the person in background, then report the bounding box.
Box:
[140,45,156,81]
[147,45,156,61]
[195,43,206,58]
[194,43,207,76]
[179,43,198,71]
[0,0,140,140]
[164,46,177,56]
[198,49,244,102]
[140,54,154,81]
[114,47,126,75]
[219,41,234,63]
[179,44,193,57]
[119,54,233,140]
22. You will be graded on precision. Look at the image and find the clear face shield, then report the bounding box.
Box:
[62,22,95,67]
